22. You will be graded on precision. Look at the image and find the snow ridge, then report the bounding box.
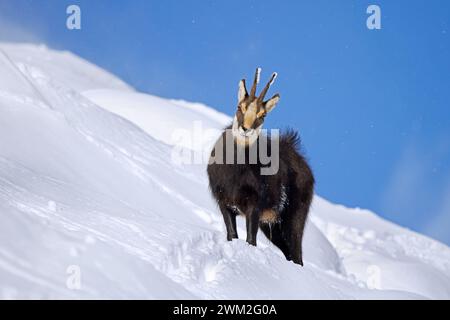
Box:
[0,43,449,299]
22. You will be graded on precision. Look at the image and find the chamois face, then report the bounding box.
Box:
[233,68,280,141]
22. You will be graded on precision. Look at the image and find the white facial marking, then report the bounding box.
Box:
[243,101,257,129]
[232,116,262,146]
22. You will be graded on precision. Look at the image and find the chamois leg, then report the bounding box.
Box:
[246,207,260,246]
[219,203,238,241]
[286,203,308,266]
[259,223,291,260]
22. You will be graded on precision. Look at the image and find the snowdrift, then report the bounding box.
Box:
[0,43,449,299]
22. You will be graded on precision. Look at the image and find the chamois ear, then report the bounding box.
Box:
[238,79,248,103]
[264,94,280,113]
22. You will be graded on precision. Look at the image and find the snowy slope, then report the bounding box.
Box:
[0,43,449,299]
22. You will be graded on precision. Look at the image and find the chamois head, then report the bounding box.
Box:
[232,68,280,142]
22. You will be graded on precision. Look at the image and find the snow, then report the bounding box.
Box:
[0,42,449,299]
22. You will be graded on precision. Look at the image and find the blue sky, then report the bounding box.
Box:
[1,0,449,244]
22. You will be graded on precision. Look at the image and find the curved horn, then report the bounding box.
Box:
[258,72,277,102]
[249,67,261,98]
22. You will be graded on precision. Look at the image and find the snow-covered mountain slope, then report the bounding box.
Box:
[0,43,449,299]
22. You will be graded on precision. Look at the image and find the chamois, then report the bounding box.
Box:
[207,68,314,266]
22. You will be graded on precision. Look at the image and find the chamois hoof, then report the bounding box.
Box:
[293,258,304,266]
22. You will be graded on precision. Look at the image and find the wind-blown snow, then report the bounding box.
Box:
[0,43,449,299]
